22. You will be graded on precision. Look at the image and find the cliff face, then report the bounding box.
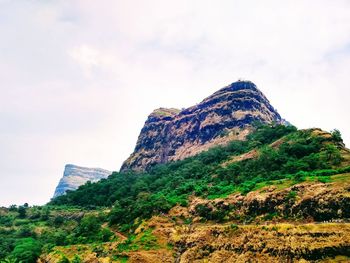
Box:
[53,164,111,198]
[121,80,284,172]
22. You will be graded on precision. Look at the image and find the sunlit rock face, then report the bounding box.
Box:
[53,164,111,197]
[121,80,285,172]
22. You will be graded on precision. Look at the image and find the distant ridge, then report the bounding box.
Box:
[53,164,111,197]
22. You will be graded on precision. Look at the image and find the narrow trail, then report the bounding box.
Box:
[102,223,128,241]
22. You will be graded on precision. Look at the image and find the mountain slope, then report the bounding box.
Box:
[43,126,350,262]
[53,164,111,197]
[52,126,350,212]
[2,125,350,262]
[121,80,285,172]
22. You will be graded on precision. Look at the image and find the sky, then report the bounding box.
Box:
[0,0,350,207]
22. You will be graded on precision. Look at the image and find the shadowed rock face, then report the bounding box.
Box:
[53,164,111,198]
[121,80,285,172]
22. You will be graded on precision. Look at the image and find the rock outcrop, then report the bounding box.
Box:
[121,80,285,172]
[53,164,111,198]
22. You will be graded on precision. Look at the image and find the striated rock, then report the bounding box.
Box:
[188,178,350,223]
[53,164,111,198]
[171,221,350,262]
[121,80,285,172]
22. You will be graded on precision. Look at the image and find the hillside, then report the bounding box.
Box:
[1,124,350,262]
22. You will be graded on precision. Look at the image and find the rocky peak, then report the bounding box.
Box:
[53,164,111,198]
[147,108,181,123]
[121,80,284,172]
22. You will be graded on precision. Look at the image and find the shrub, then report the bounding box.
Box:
[16,225,35,238]
[53,216,64,226]
[98,227,114,242]
[264,212,278,220]
[58,256,70,263]
[10,238,41,263]
[331,129,342,142]
[17,206,26,219]
[286,191,297,200]
[8,205,17,212]
[230,224,239,230]
[72,255,82,263]
[293,171,307,183]
[318,176,331,183]
[195,204,212,219]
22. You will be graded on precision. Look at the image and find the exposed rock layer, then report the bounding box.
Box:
[121,81,284,172]
[53,164,111,198]
[43,176,350,262]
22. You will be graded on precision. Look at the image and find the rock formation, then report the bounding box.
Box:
[53,164,111,198]
[121,80,285,172]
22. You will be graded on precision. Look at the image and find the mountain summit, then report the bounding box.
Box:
[121,80,285,172]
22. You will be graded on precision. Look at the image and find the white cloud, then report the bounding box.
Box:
[69,45,115,76]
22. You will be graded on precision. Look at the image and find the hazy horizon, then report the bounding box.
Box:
[1,0,350,207]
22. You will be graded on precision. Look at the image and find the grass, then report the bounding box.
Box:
[207,191,237,200]
[117,228,159,253]
[139,229,159,250]
[253,171,350,194]
[331,172,350,183]
[113,255,129,263]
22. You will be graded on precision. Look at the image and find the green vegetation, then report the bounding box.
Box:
[0,124,348,261]
[51,124,345,229]
[286,190,297,200]
[116,228,158,253]
[10,238,41,263]
[195,202,233,222]
[0,206,117,261]
[230,223,239,231]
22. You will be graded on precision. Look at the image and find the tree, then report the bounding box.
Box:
[17,206,26,219]
[109,201,125,225]
[17,225,35,238]
[75,215,101,243]
[58,256,70,263]
[98,228,114,242]
[324,144,342,165]
[331,129,342,143]
[8,205,17,212]
[72,255,82,263]
[10,238,41,263]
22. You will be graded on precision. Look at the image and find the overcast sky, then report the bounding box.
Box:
[1,0,350,206]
